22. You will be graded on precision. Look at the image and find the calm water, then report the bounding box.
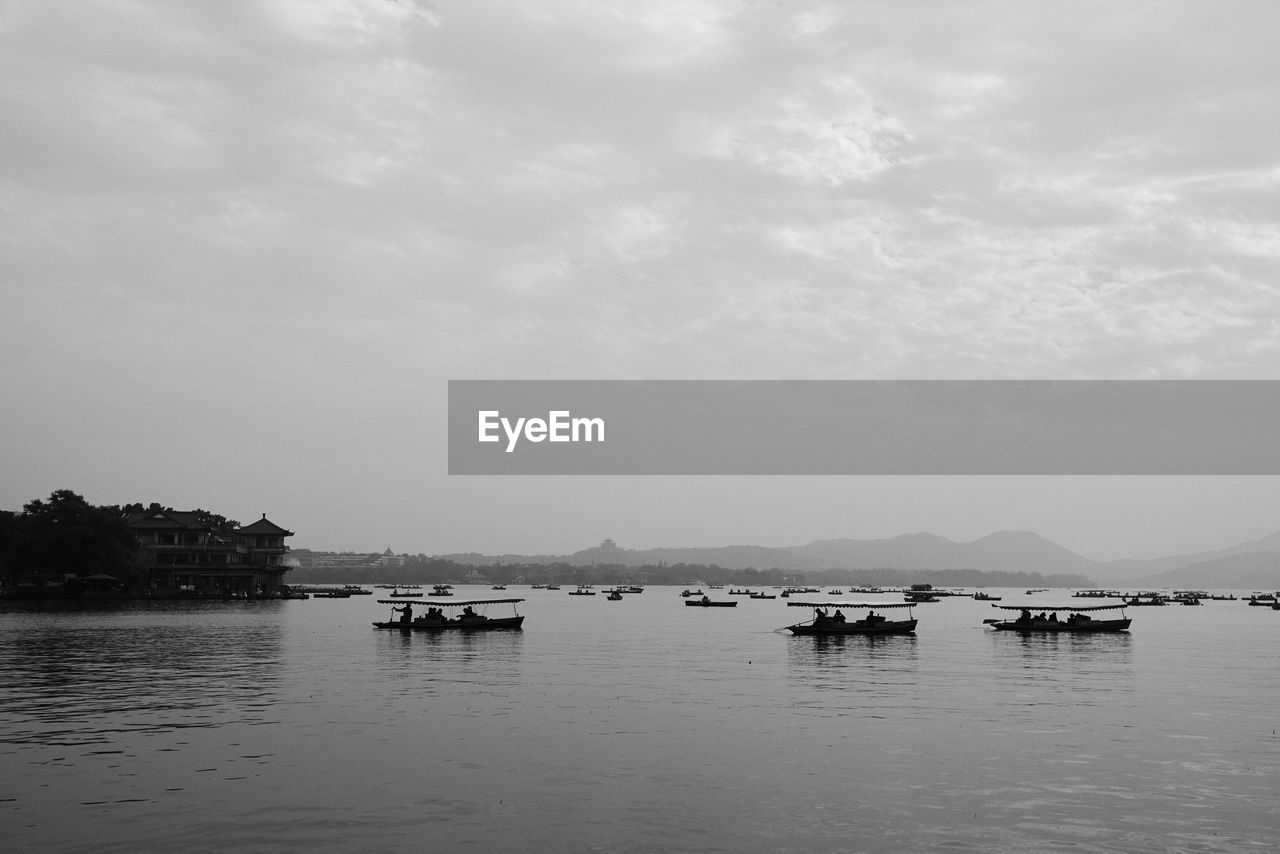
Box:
[2,589,1277,853]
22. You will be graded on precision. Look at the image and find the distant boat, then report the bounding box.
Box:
[606,590,623,601]
[685,596,736,607]
[569,585,596,596]
[1123,593,1167,606]
[785,602,917,635]
[972,592,1002,601]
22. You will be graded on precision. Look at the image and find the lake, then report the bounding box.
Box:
[2,588,1277,853]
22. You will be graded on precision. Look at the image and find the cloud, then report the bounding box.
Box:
[5,0,1280,552]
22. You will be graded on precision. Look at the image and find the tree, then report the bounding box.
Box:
[6,490,142,588]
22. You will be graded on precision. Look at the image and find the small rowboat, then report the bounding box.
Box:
[685,596,737,607]
[983,603,1131,632]
[372,597,525,631]
[785,602,917,635]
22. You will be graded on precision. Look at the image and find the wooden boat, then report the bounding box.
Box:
[569,585,596,596]
[606,590,623,601]
[749,591,777,599]
[372,597,525,631]
[984,603,1131,633]
[972,592,1002,601]
[685,596,737,607]
[1073,589,1120,599]
[786,602,917,635]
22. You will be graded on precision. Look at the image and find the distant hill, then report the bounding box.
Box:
[1127,551,1280,589]
[1098,530,1280,583]
[785,530,1096,576]
[428,528,1280,589]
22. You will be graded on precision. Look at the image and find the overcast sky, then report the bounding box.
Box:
[4,1,1280,562]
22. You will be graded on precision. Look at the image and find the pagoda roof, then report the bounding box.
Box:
[237,515,294,536]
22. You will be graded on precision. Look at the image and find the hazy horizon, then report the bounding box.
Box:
[6,3,1280,570]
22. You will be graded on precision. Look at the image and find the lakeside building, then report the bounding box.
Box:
[289,548,406,573]
[129,510,294,596]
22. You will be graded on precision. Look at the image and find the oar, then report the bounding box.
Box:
[982,618,1001,625]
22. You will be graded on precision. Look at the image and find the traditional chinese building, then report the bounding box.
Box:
[128,510,294,595]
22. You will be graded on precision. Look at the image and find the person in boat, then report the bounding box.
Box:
[833,610,846,623]
[1036,612,1047,622]
[1048,612,1058,623]
[456,605,486,623]
[1016,609,1032,626]
[865,610,884,625]
[701,595,711,604]
[393,602,413,624]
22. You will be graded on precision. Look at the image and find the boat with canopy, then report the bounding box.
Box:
[785,601,918,635]
[372,597,525,631]
[983,603,1131,632]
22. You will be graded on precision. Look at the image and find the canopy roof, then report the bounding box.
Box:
[377,598,524,606]
[992,603,1127,611]
[787,601,915,609]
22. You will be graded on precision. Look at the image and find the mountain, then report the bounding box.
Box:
[430,529,1280,589]
[1093,530,1280,582]
[1126,551,1280,589]
[788,530,1095,575]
